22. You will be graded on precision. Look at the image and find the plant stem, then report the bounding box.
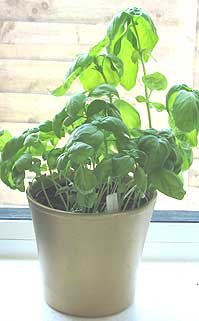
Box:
[131,19,152,128]
[41,181,53,208]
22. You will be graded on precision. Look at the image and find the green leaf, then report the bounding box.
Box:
[138,135,170,173]
[24,133,39,147]
[112,154,134,177]
[38,121,53,132]
[89,84,119,98]
[114,99,141,129]
[186,130,198,147]
[51,54,93,96]
[57,153,69,171]
[1,135,25,161]
[86,100,107,117]
[134,165,147,193]
[166,84,191,110]
[136,95,146,103]
[68,142,94,163]
[45,148,63,169]
[178,142,193,171]
[172,90,199,132]
[77,191,97,209]
[107,11,127,53]
[149,169,185,200]
[0,130,12,151]
[79,63,104,91]
[67,93,87,117]
[149,102,166,112]
[142,72,168,91]
[94,116,129,137]
[14,153,32,172]
[74,166,97,194]
[89,37,109,56]
[94,157,113,185]
[12,167,25,191]
[127,8,158,60]
[52,107,68,138]
[67,124,104,150]
[117,36,138,90]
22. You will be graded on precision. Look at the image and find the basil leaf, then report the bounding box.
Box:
[38,121,53,133]
[149,169,185,200]
[51,54,93,96]
[14,153,32,172]
[94,116,129,137]
[67,124,104,150]
[136,95,146,103]
[68,142,94,163]
[87,100,107,117]
[112,154,134,177]
[142,72,167,91]
[114,99,141,129]
[134,165,147,193]
[166,84,191,110]
[149,102,166,112]
[89,84,119,98]
[77,191,97,209]
[67,93,87,117]
[52,107,68,138]
[138,135,170,172]
[0,130,12,151]
[74,166,97,194]
[1,135,25,161]
[172,90,199,132]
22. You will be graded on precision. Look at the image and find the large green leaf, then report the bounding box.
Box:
[107,7,158,90]
[14,153,32,172]
[149,169,185,200]
[114,99,141,129]
[166,84,191,110]
[52,107,68,138]
[138,135,170,172]
[68,142,94,163]
[67,124,104,149]
[51,54,93,96]
[172,90,199,132]
[112,154,134,177]
[67,93,87,117]
[94,116,129,137]
[117,36,138,90]
[1,135,25,161]
[0,130,12,152]
[74,166,97,194]
[86,100,107,117]
[89,84,119,98]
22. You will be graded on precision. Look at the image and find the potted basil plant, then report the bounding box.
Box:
[0,7,198,317]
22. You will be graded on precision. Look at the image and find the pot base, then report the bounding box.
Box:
[45,287,133,317]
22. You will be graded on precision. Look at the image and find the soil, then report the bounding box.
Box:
[34,185,67,211]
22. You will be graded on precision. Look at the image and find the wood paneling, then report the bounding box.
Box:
[0,0,183,24]
[0,93,66,123]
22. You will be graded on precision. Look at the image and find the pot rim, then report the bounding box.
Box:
[26,185,157,219]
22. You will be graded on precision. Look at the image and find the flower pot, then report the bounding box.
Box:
[27,186,157,317]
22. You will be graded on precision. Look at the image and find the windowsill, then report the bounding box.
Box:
[0,259,198,321]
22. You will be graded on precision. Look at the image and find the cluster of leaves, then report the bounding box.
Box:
[0,7,198,213]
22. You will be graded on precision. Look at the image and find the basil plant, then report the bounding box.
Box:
[0,7,198,213]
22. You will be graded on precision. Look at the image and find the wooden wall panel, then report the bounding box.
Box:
[0,0,183,24]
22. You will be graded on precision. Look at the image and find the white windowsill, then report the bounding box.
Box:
[0,259,198,321]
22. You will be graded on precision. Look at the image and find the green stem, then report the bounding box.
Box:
[132,19,152,128]
[41,181,53,208]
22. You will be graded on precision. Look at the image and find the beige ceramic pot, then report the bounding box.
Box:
[27,187,156,317]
